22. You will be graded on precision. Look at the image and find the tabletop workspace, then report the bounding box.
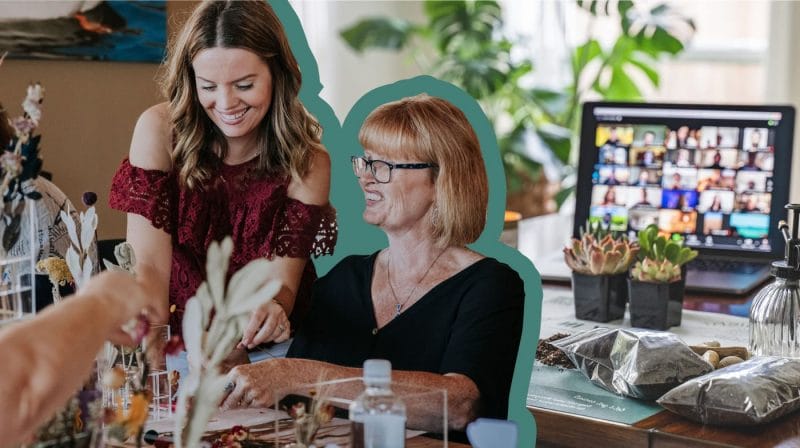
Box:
[527,284,800,448]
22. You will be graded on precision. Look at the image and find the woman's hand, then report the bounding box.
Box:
[239,300,290,348]
[220,359,286,409]
[78,270,166,347]
[219,346,251,373]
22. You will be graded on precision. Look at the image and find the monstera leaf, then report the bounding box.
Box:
[339,18,416,52]
[575,1,695,101]
[340,0,695,212]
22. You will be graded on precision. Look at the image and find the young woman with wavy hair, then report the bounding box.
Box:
[109,0,337,373]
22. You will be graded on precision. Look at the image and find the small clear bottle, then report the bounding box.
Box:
[349,359,406,448]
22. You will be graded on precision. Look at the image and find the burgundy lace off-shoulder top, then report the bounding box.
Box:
[109,157,338,334]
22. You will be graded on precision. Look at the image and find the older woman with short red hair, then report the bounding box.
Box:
[223,94,523,433]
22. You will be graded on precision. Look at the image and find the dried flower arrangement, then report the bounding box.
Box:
[211,425,251,448]
[102,350,153,444]
[203,390,336,448]
[0,54,44,255]
[24,393,101,447]
[61,192,98,289]
[284,390,335,448]
[99,240,163,447]
[175,237,281,448]
[35,192,98,301]
[36,256,74,303]
[31,196,155,447]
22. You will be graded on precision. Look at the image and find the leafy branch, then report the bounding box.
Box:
[175,237,281,448]
[340,0,695,208]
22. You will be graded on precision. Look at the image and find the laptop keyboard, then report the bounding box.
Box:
[688,259,767,275]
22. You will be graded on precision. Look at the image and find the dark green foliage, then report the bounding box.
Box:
[340,0,694,199]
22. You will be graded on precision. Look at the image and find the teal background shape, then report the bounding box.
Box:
[273,1,542,445]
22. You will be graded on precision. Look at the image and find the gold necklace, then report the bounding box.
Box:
[386,248,447,317]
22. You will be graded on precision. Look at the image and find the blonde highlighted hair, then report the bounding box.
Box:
[162,0,323,188]
[359,94,489,247]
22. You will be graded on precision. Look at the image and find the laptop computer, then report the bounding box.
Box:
[535,102,795,295]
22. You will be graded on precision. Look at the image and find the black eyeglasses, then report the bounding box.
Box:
[351,156,437,184]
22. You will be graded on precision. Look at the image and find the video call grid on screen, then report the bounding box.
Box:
[581,105,792,255]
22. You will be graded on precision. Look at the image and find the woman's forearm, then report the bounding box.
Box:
[251,358,480,431]
[126,213,172,324]
[0,293,119,445]
[262,256,307,315]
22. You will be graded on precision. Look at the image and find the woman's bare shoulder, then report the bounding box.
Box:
[129,103,172,171]
[287,148,331,205]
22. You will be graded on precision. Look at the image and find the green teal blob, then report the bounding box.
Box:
[336,76,542,446]
[271,1,542,444]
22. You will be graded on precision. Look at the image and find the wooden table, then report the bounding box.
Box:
[529,282,800,448]
[112,423,469,448]
[412,437,470,447]
[113,433,466,447]
[114,438,462,447]
[530,405,800,448]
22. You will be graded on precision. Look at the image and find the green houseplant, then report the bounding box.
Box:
[340,0,695,215]
[628,224,698,330]
[564,221,638,322]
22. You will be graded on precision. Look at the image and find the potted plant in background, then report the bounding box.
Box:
[564,221,638,322]
[340,0,695,216]
[628,224,698,330]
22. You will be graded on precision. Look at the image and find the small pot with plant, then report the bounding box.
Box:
[628,225,698,330]
[564,221,639,322]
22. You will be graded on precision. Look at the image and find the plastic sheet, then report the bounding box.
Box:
[658,356,800,425]
[552,327,713,400]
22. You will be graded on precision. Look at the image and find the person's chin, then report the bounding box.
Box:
[219,124,255,139]
[362,211,382,226]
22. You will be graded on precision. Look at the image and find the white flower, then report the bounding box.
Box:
[60,206,98,289]
[0,152,22,178]
[22,83,44,125]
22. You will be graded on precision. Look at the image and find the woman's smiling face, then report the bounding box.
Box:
[192,47,273,143]
[358,150,437,234]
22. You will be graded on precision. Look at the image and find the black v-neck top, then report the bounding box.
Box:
[288,251,524,419]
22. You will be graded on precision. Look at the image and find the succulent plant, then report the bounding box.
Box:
[632,224,698,283]
[631,258,682,282]
[563,221,639,275]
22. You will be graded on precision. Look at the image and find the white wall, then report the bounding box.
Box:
[766,1,800,205]
[0,2,196,239]
[293,1,424,121]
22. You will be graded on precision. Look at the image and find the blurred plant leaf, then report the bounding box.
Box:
[338,0,695,214]
[628,57,659,86]
[572,39,602,75]
[536,123,573,165]
[638,27,685,55]
[555,184,576,209]
[530,88,570,120]
[605,66,642,100]
[339,18,416,52]
[425,0,502,53]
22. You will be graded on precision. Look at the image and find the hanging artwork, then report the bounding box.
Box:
[0,1,166,62]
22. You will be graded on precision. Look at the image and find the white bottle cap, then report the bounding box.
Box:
[363,359,391,384]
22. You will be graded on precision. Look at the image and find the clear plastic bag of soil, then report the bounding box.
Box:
[658,356,800,425]
[552,327,713,400]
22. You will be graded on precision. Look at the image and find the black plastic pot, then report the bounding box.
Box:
[571,271,629,322]
[628,277,686,330]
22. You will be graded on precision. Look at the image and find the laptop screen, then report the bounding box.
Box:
[575,102,795,259]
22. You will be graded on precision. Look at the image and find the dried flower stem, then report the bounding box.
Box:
[175,237,281,448]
